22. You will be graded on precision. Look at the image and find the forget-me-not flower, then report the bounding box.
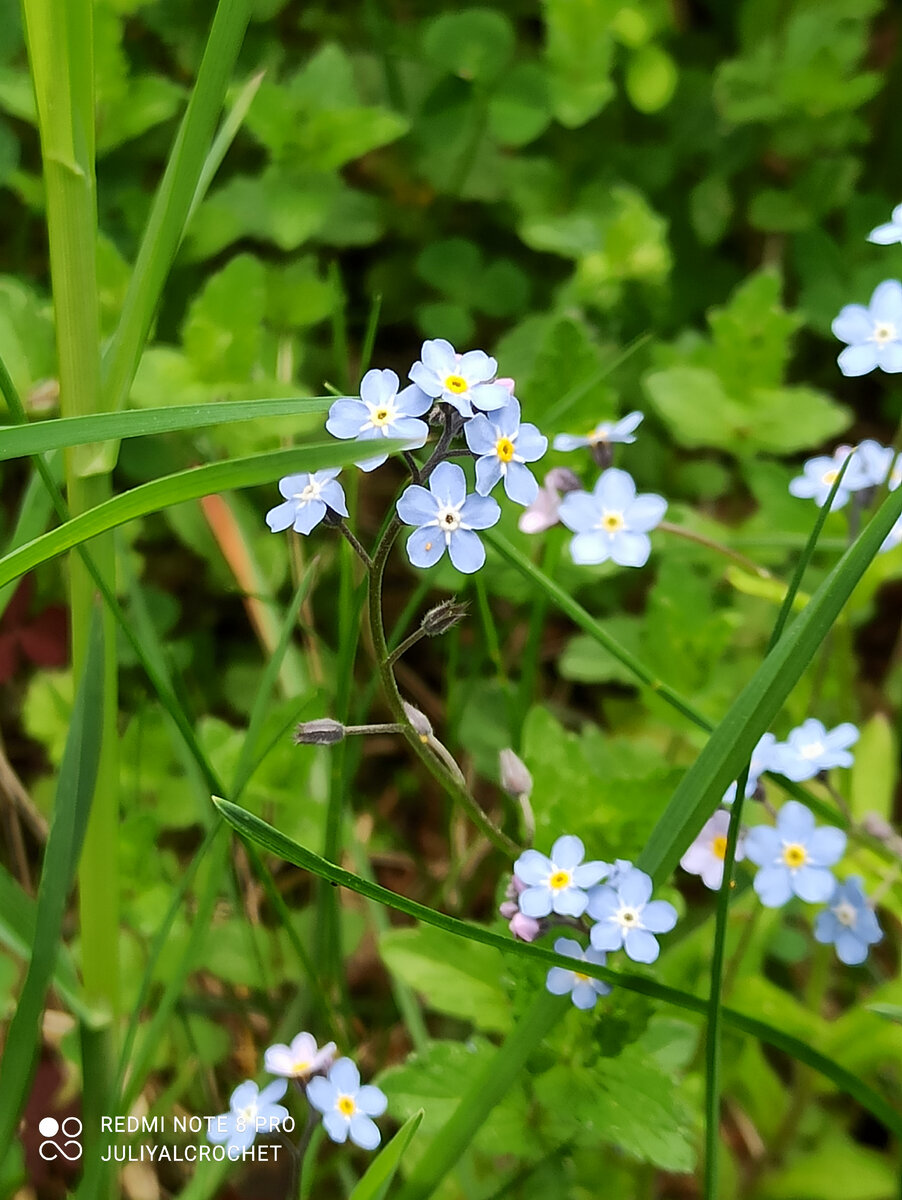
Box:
[558,469,667,567]
[518,467,582,534]
[814,877,883,965]
[326,369,431,471]
[207,1079,289,1155]
[514,835,608,918]
[850,439,895,488]
[545,937,612,1009]
[264,1031,336,1079]
[771,719,859,782]
[307,1057,387,1150]
[464,398,547,505]
[867,204,902,245]
[587,867,677,963]
[553,412,643,453]
[396,461,500,574]
[832,280,902,376]
[723,732,780,805]
[409,338,510,418]
[788,448,862,510]
[680,811,745,891]
[266,469,348,534]
[744,801,846,907]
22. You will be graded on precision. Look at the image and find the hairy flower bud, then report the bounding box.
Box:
[294,718,346,746]
[421,599,469,638]
[499,749,532,799]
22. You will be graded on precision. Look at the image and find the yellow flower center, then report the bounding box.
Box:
[711,835,728,861]
[445,374,468,394]
[573,970,590,983]
[337,1095,356,1117]
[601,512,624,532]
[496,437,515,463]
[372,406,390,426]
[292,1058,311,1074]
[821,469,839,486]
[549,869,572,891]
[588,425,610,443]
[782,843,807,869]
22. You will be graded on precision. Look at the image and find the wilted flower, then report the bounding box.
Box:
[396,461,501,574]
[814,876,883,965]
[744,801,846,908]
[771,719,859,782]
[513,835,608,918]
[679,810,745,891]
[264,1031,336,1078]
[587,867,677,964]
[326,369,431,471]
[409,338,510,418]
[306,1058,387,1150]
[420,599,468,637]
[832,280,902,376]
[518,467,582,534]
[558,469,667,568]
[464,398,548,505]
[265,470,348,535]
[545,937,611,1009]
[207,1080,289,1155]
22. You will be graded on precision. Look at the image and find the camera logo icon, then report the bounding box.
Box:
[38,1116,83,1162]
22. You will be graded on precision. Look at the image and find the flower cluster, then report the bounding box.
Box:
[207,1030,387,1156]
[502,836,678,1010]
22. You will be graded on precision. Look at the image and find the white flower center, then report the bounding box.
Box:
[436,504,462,534]
[238,1103,257,1127]
[871,322,896,344]
[800,741,825,760]
[833,901,857,928]
[295,478,322,503]
[615,905,641,928]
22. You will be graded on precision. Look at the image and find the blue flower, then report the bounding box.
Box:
[207,1079,289,1154]
[326,369,432,471]
[851,439,895,488]
[396,461,500,574]
[814,876,883,965]
[744,801,846,908]
[771,719,859,782]
[513,835,609,918]
[558,468,667,567]
[867,203,902,245]
[587,867,677,963]
[545,937,611,1009]
[464,398,548,505]
[265,469,348,534]
[409,338,510,418]
[307,1057,387,1150]
[553,412,643,453]
[723,732,780,805]
[788,448,860,510]
[832,281,902,376]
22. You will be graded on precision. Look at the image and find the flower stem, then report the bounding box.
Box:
[658,521,773,579]
[335,521,373,570]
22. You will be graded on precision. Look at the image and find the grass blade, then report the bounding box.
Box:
[349,1110,424,1200]
[0,606,105,1161]
[186,68,265,227]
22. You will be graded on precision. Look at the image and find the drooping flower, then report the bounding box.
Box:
[518,467,582,534]
[513,835,608,919]
[558,469,667,567]
[325,369,431,471]
[464,398,548,506]
[771,719,859,782]
[867,204,902,245]
[409,338,510,418]
[265,469,348,534]
[207,1080,289,1154]
[722,732,780,805]
[680,811,745,891]
[396,461,500,574]
[744,801,846,908]
[553,412,643,453]
[545,937,612,1010]
[264,1031,337,1079]
[813,876,883,965]
[306,1058,387,1151]
[832,280,902,376]
[587,867,677,963]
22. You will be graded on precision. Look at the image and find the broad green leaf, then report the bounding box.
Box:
[543,0,616,126]
[850,714,897,823]
[348,1110,424,1200]
[422,10,515,82]
[625,43,677,114]
[758,1139,899,1200]
[487,63,552,146]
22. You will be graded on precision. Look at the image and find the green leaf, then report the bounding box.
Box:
[380,925,511,1033]
[348,1110,424,1200]
[182,254,266,381]
[423,10,515,82]
[625,43,677,114]
[757,1139,899,1200]
[850,714,897,823]
[543,0,616,127]
[487,63,552,146]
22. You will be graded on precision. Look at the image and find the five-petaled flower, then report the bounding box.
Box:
[558,468,667,567]
[771,719,859,782]
[513,835,608,918]
[788,448,862,511]
[867,203,902,245]
[722,732,779,805]
[545,937,612,1009]
[464,398,548,506]
[832,280,902,376]
[553,412,643,453]
[744,801,846,908]
[587,867,677,963]
[409,338,510,418]
[396,461,500,574]
[680,811,745,891]
[207,1080,289,1155]
[264,1031,336,1079]
[266,469,348,535]
[307,1058,387,1150]
[813,876,883,965]
[326,369,431,471]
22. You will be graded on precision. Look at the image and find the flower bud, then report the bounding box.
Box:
[499,749,532,799]
[421,599,468,637]
[402,701,433,741]
[294,718,346,746]
[509,911,541,942]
